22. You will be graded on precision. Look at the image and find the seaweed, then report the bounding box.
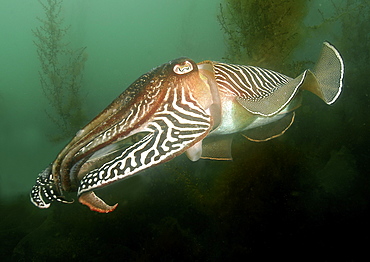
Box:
[33,0,88,142]
[218,0,309,75]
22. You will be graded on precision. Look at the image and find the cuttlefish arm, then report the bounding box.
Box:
[30,164,74,209]
[30,57,216,213]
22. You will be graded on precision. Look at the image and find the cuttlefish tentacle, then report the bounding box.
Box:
[78,191,118,213]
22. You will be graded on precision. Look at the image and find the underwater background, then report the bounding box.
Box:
[0,0,369,261]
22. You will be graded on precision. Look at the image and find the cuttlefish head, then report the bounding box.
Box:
[30,57,217,213]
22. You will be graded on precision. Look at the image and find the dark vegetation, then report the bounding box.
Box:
[218,0,309,75]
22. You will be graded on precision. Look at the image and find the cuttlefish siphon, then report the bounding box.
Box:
[30,42,344,213]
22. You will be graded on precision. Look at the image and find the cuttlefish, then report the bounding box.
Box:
[30,42,344,213]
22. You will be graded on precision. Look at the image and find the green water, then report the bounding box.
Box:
[0,0,225,198]
[0,0,369,260]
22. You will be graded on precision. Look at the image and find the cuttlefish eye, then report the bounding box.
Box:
[173,60,193,75]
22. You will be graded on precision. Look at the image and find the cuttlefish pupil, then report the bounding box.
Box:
[173,60,193,74]
[30,42,344,213]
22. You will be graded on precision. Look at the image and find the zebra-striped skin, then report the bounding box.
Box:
[30,42,344,212]
[30,57,215,213]
[78,83,212,197]
[214,63,291,101]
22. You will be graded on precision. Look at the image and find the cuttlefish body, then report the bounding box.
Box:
[30,42,344,213]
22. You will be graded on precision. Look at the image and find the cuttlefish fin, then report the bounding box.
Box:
[200,135,234,160]
[303,41,344,104]
[236,72,306,117]
[236,42,344,117]
[78,191,118,213]
[242,112,295,142]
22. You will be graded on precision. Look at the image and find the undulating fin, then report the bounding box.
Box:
[200,134,234,160]
[236,72,305,117]
[242,112,295,142]
[303,41,344,104]
[78,191,118,213]
[213,61,294,117]
[226,42,344,117]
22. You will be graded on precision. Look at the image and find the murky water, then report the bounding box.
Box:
[0,0,369,260]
